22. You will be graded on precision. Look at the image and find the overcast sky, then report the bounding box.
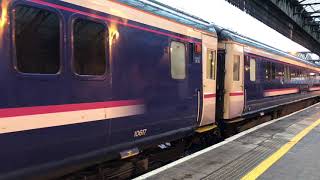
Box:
[157,0,309,53]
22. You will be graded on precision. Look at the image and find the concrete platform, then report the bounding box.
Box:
[135,102,320,180]
[260,123,320,180]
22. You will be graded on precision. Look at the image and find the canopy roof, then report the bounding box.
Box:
[297,0,320,30]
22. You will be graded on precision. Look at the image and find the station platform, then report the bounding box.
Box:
[135,102,320,180]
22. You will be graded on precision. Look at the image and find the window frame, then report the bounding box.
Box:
[169,40,187,80]
[265,61,271,81]
[265,61,277,81]
[233,55,240,81]
[10,2,64,78]
[249,58,256,82]
[206,49,216,80]
[271,63,276,80]
[70,15,110,81]
[275,63,284,80]
[284,66,291,80]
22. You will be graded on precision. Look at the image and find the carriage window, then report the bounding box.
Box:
[170,41,186,80]
[271,63,276,79]
[275,64,284,80]
[14,5,60,74]
[290,68,298,79]
[233,55,240,81]
[250,58,256,81]
[207,50,216,80]
[265,62,271,80]
[73,19,107,75]
[266,62,276,80]
[284,66,291,80]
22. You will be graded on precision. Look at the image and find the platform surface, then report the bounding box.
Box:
[137,102,320,180]
[260,124,320,180]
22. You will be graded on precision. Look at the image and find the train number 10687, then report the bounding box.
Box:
[134,129,147,137]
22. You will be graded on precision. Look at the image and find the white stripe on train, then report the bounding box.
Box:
[0,104,145,134]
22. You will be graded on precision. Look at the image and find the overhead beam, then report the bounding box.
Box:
[300,3,320,6]
[225,0,320,56]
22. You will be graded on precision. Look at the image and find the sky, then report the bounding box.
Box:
[156,0,310,53]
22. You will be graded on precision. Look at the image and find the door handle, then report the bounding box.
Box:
[196,89,201,122]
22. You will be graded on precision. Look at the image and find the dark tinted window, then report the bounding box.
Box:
[73,19,107,75]
[284,66,290,80]
[265,62,271,80]
[14,5,60,74]
[265,62,277,80]
[271,63,276,79]
[275,64,284,80]
[290,68,298,78]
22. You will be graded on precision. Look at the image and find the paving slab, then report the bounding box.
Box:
[260,126,320,180]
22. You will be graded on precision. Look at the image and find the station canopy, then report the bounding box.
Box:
[297,0,320,26]
[295,0,320,64]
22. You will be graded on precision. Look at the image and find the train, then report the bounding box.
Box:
[0,0,320,179]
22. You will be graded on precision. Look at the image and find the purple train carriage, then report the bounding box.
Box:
[215,28,320,121]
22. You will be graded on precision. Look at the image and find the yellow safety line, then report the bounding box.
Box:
[241,118,320,180]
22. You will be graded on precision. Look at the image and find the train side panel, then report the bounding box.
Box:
[219,36,320,121]
[243,46,320,113]
[0,0,203,177]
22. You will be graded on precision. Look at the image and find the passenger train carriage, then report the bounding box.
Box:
[0,0,215,178]
[0,0,319,179]
[216,28,320,120]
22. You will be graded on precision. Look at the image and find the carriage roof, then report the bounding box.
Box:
[116,0,216,35]
[215,26,319,68]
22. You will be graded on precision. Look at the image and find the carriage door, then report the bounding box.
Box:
[200,34,217,126]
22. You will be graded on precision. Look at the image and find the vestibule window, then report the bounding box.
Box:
[250,58,256,81]
[233,55,240,81]
[207,50,216,80]
[170,41,186,80]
